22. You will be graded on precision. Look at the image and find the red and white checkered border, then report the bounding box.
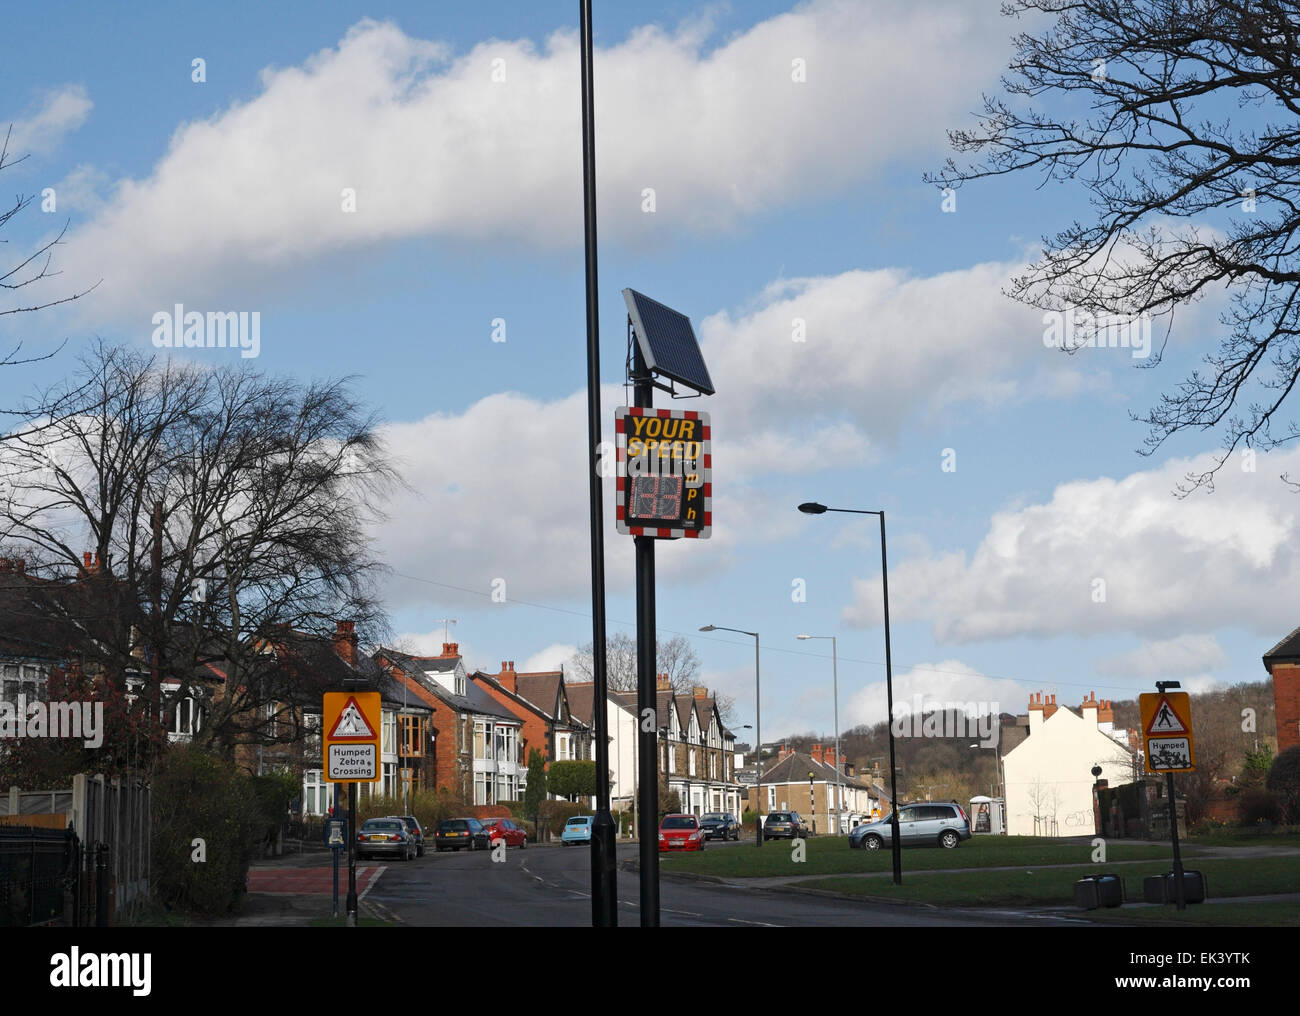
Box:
[614,406,711,540]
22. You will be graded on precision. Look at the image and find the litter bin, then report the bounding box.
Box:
[1073,873,1124,909]
[1142,870,1207,904]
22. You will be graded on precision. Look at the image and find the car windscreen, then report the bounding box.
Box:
[661,817,697,829]
[363,820,402,831]
[439,821,467,831]
[566,818,590,826]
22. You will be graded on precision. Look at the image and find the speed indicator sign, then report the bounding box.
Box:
[614,406,711,539]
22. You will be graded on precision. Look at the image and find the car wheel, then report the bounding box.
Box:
[939,830,960,849]
[865,834,883,851]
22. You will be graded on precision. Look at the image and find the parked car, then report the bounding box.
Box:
[658,813,705,852]
[561,815,594,845]
[480,817,527,849]
[435,817,490,851]
[389,815,425,857]
[357,817,415,861]
[762,811,810,840]
[699,812,740,841]
[849,803,971,850]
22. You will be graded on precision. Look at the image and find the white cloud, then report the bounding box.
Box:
[844,448,1300,642]
[1095,634,1228,678]
[55,2,1013,321]
[7,86,91,155]
[519,644,577,673]
[843,659,1027,729]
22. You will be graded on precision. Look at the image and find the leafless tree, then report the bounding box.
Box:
[0,124,99,375]
[0,341,399,755]
[928,1,1300,492]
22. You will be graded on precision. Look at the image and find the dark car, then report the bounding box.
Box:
[699,812,740,841]
[390,815,425,857]
[357,817,415,861]
[849,802,971,850]
[480,817,527,849]
[435,817,490,852]
[762,811,810,840]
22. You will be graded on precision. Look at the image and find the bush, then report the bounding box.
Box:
[1236,788,1284,827]
[1266,745,1300,824]
[356,788,471,831]
[539,799,589,839]
[151,746,264,915]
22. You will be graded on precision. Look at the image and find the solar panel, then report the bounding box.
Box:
[622,288,716,395]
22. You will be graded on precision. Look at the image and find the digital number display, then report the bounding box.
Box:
[629,474,684,523]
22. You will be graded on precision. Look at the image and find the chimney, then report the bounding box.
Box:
[499,660,517,695]
[0,558,10,573]
[656,673,672,691]
[1028,691,1044,734]
[693,685,708,700]
[1082,690,1099,726]
[811,743,823,764]
[1043,692,1058,720]
[1098,698,1115,725]
[15,560,23,575]
[440,642,459,658]
[334,620,358,667]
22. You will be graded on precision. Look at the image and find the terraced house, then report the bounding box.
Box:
[614,675,742,817]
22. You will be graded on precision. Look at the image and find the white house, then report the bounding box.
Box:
[1001,691,1137,836]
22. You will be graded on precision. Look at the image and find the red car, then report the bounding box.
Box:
[479,817,527,849]
[658,814,706,852]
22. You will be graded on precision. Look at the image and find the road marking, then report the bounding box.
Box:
[727,917,780,927]
[359,865,386,901]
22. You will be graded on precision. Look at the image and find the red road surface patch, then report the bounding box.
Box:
[249,865,384,895]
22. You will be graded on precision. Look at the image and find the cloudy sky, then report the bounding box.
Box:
[2,0,1288,741]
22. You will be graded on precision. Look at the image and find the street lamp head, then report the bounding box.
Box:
[699,625,716,632]
[798,502,828,515]
[796,634,812,640]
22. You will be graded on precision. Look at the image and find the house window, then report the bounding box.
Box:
[688,749,696,777]
[709,752,717,780]
[303,770,330,816]
[668,746,676,774]
[495,725,508,762]
[264,701,279,738]
[455,674,466,696]
[383,762,396,797]
[1,663,45,705]
[382,712,396,754]
[474,771,489,805]
[400,715,423,757]
[767,786,776,810]
[170,696,202,737]
[475,721,488,760]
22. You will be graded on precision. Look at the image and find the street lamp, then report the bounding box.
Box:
[700,624,762,847]
[797,633,842,836]
[797,501,902,885]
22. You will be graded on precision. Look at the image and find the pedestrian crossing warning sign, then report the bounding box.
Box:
[328,696,377,739]
[1144,695,1190,736]
[1139,691,1196,773]
[323,691,381,782]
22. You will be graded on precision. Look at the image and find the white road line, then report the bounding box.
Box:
[359,865,386,901]
[727,917,780,927]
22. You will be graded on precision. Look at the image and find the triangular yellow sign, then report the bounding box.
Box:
[328,695,377,739]
[1145,695,1190,737]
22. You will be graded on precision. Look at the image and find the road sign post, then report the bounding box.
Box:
[1141,686,1196,911]
[323,691,381,926]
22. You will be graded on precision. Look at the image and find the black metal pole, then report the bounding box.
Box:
[880,511,902,885]
[579,0,617,928]
[754,635,762,848]
[1166,772,1186,910]
[346,781,358,926]
[633,340,660,926]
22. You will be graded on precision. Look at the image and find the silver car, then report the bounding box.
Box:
[849,803,971,850]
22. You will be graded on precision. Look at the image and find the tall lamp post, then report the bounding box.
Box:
[699,625,761,847]
[797,502,902,885]
[797,633,842,836]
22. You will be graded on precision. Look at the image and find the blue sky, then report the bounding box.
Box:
[1,1,1289,741]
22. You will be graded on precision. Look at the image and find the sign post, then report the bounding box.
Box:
[323,691,381,926]
[1141,684,1196,910]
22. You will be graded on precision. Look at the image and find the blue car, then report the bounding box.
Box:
[561,815,593,845]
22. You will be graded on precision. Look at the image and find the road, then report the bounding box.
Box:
[357,838,1083,927]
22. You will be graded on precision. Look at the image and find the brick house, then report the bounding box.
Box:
[747,745,883,833]
[1262,626,1300,754]
[375,643,527,805]
[472,661,591,767]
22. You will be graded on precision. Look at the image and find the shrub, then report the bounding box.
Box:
[539,799,589,838]
[1266,745,1300,824]
[151,746,264,915]
[1236,788,1283,827]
